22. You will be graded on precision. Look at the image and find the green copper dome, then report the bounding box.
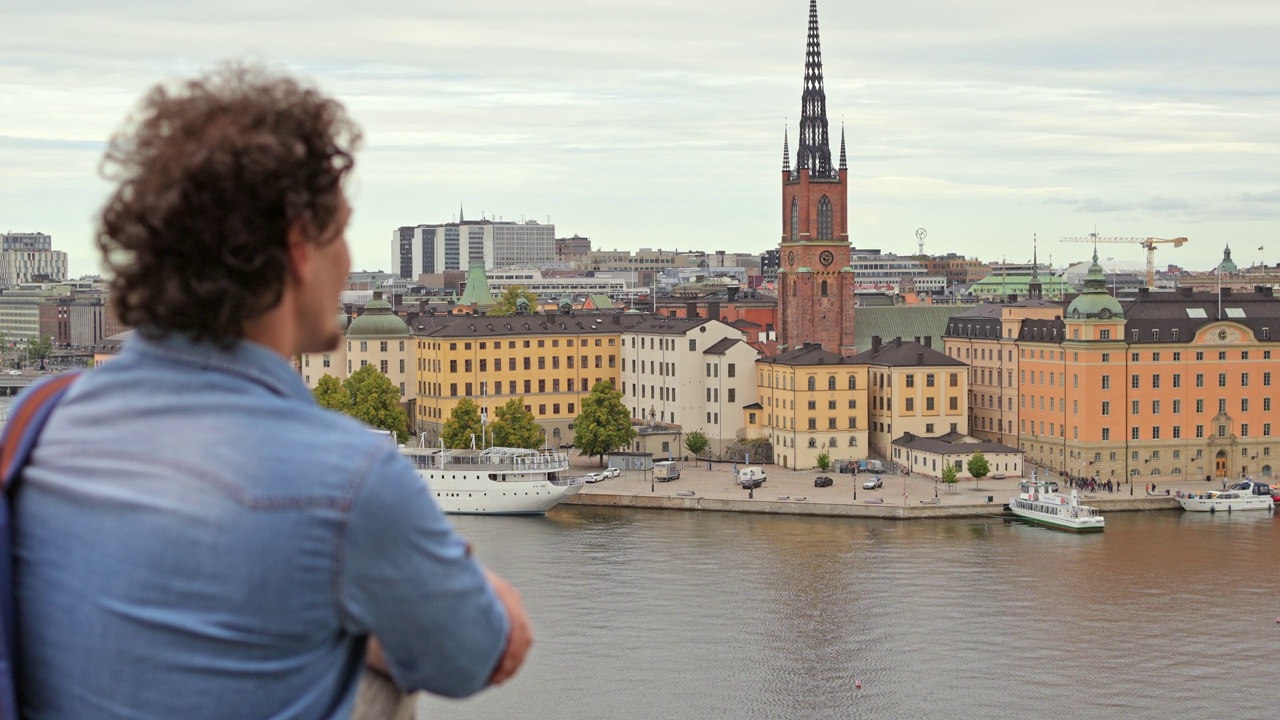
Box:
[347,292,409,337]
[1066,250,1123,321]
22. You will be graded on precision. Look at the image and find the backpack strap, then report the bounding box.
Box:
[0,371,82,720]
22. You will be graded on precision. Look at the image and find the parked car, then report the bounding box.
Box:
[740,478,764,490]
[583,472,604,484]
[601,467,620,479]
[862,476,883,490]
[5,370,20,375]
[814,476,833,488]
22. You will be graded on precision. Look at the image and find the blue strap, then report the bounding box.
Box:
[0,371,81,720]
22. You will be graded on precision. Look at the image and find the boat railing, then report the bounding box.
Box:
[550,476,587,488]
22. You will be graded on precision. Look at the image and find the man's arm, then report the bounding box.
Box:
[340,448,519,698]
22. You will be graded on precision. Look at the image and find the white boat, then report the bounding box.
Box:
[400,445,585,515]
[1175,480,1275,513]
[1008,479,1105,532]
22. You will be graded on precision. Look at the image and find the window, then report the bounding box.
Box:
[1196,399,1204,413]
[1152,400,1160,414]
[1131,374,1140,389]
[1100,330,1110,340]
[1101,375,1111,390]
[1172,374,1181,388]
[1266,398,1273,412]
[1131,352,1140,362]
[1266,372,1272,386]
[790,197,799,240]
[749,412,757,424]
[1266,423,1272,436]
[1241,424,1249,437]
[1242,398,1249,412]
[1219,398,1227,413]
[1131,427,1140,440]
[817,195,833,239]
[1195,374,1204,388]
[1242,373,1250,387]
[828,376,836,390]
[360,341,367,352]
[848,399,856,409]
[1101,401,1110,416]
[808,377,816,391]
[450,383,458,397]
[538,404,546,415]
[727,363,736,378]
[1101,353,1110,363]
[1173,426,1181,439]
[1132,400,1140,415]
[926,397,935,411]
[926,374,936,387]
[906,375,915,388]
[848,376,857,390]
[1195,351,1204,361]
[1151,375,1160,389]
[905,398,914,411]
[1152,427,1161,439]
[808,418,817,430]
[729,389,736,403]
[1173,399,1181,414]
[807,400,816,410]
[949,397,958,411]
[1102,428,1110,440]
[828,418,837,429]
[828,400,836,410]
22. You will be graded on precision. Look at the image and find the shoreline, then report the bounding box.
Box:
[563,454,1201,519]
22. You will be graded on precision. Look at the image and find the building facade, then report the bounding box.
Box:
[776,1,856,354]
[854,338,969,458]
[392,218,555,278]
[756,343,869,470]
[0,232,68,289]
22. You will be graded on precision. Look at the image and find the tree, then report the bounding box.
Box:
[344,365,409,441]
[29,335,53,360]
[967,451,990,490]
[489,397,544,449]
[684,430,709,458]
[441,398,484,449]
[941,463,959,494]
[489,285,540,316]
[816,451,831,472]
[574,381,636,466]
[312,374,351,413]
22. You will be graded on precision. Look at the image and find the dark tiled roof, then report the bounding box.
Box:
[410,313,634,337]
[729,318,762,330]
[891,432,1021,455]
[703,337,745,355]
[742,402,763,409]
[1121,288,1280,344]
[757,343,861,366]
[847,339,965,367]
[1017,318,1066,343]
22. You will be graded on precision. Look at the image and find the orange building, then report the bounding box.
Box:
[1016,255,1280,484]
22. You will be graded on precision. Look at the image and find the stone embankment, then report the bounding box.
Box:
[564,455,1189,519]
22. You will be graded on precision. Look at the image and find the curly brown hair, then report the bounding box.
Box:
[97,63,363,345]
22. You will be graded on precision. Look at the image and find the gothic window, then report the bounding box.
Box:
[817,195,833,240]
[828,376,836,390]
[820,280,828,297]
[790,197,799,240]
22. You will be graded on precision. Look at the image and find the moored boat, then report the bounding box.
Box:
[1175,480,1275,513]
[400,445,585,515]
[1008,479,1105,532]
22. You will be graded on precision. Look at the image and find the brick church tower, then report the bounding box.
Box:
[777,0,855,354]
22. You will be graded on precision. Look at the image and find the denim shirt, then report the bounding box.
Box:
[14,334,508,719]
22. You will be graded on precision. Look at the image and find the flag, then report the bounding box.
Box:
[1259,246,1265,251]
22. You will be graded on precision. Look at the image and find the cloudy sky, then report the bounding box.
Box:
[3,0,1279,277]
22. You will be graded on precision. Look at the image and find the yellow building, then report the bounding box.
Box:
[410,313,624,447]
[756,343,869,470]
[855,337,969,460]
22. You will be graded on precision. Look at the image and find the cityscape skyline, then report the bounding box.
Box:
[3,0,1278,277]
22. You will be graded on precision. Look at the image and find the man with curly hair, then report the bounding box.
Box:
[13,65,530,719]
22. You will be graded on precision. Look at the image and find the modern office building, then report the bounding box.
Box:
[392,217,555,278]
[0,232,68,289]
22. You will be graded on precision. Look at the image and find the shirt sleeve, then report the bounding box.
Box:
[338,446,509,698]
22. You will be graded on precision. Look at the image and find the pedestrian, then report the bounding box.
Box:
[13,64,530,719]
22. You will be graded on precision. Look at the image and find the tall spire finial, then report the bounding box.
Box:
[1032,234,1039,280]
[459,202,465,224]
[783,125,791,172]
[838,122,847,171]
[796,0,834,178]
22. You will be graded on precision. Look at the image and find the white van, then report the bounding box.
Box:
[654,461,681,481]
[737,466,766,486]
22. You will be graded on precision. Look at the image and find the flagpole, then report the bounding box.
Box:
[1217,262,1222,320]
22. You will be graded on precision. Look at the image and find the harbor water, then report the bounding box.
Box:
[420,507,1279,719]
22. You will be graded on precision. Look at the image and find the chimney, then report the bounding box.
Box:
[871,336,882,354]
[708,301,721,322]
[686,302,698,319]
[914,336,920,345]
[1008,294,1017,303]
[726,286,740,302]
[1180,286,1194,298]
[373,290,383,301]
[917,351,925,365]
[894,337,903,348]
[1262,286,1275,298]
[1222,287,1233,298]
[924,336,932,348]
[1138,287,1149,296]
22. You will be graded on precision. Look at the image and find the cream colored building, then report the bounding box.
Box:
[890,432,1023,479]
[620,316,758,456]
[300,293,411,401]
[756,343,870,470]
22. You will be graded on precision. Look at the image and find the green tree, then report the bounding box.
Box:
[442,397,484,449]
[941,463,959,494]
[29,335,53,360]
[816,451,831,471]
[574,381,636,466]
[312,374,352,413]
[489,285,540,316]
[489,397,544,449]
[684,430,709,458]
[344,365,409,441]
[967,451,990,490]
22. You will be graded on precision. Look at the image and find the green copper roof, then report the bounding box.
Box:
[1219,244,1237,274]
[347,292,409,337]
[1066,249,1124,320]
[458,262,495,307]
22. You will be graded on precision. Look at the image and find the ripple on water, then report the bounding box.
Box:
[420,508,1279,720]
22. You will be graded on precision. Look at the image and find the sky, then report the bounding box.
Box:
[2,0,1279,278]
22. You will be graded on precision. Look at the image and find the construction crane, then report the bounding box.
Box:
[1059,233,1188,288]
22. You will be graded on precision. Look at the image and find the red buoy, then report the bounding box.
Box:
[855,680,863,689]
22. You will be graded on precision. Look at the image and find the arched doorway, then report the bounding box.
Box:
[1215,450,1228,477]
[1262,465,1272,478]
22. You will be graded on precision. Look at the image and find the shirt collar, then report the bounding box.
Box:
[124,332,313,402]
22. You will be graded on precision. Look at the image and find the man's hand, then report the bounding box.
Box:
[485,570,532,686]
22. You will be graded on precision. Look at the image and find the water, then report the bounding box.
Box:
[418,508,1279,719]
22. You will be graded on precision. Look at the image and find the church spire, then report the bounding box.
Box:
[459,202,465,224]
[1028,234,1043,300]
[838,123,847,171]
[796,0,834,178]
[783,126,791,173]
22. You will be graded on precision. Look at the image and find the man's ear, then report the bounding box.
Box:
[286,222,313,285]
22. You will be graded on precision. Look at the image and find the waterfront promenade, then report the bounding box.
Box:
[562,454,1211,518]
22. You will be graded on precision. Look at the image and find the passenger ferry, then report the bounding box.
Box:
[1008,479,1105,533]
[400,444,585,515]
[1175,480,1275,513]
